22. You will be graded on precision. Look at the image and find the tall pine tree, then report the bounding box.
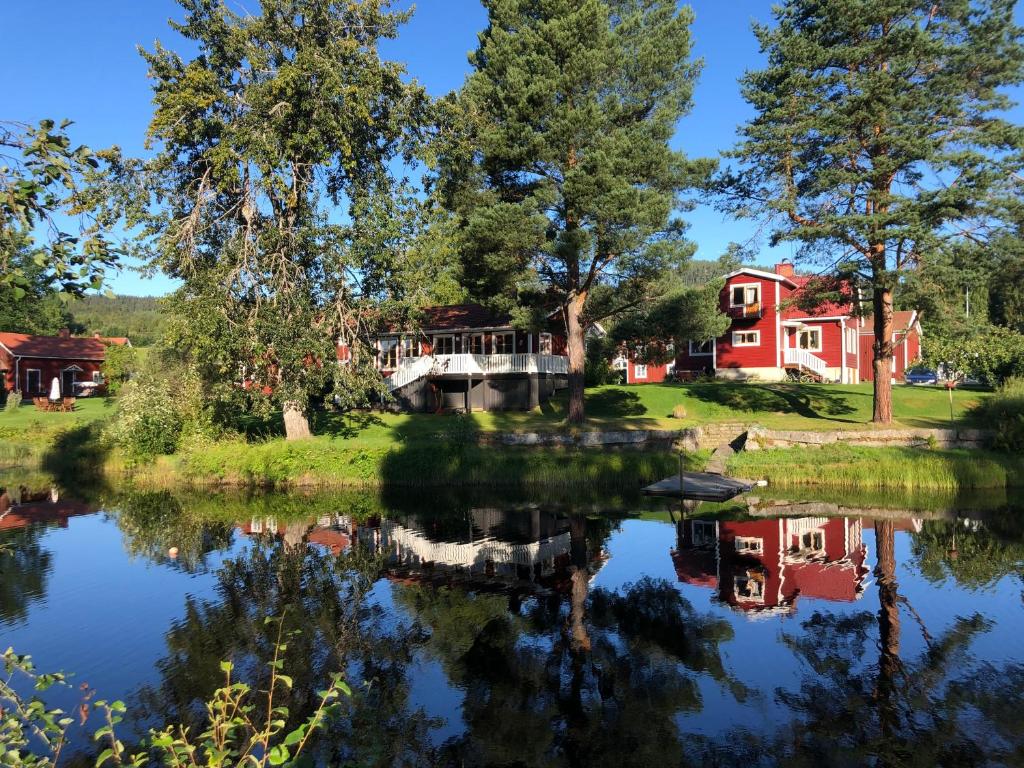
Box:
[722,0,1024,422]
[437,0,707,423]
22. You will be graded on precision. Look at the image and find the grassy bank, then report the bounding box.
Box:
[728,444,1024,492]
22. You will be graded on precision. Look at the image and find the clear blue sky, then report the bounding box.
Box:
[2,1,1019,296]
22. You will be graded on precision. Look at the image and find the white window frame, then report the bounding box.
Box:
[492,331,514,355]
[539,332,553,355]
[612,355,628,371]
[797,328,823,352]
[732,331,760,347]
[433,335,455,356]
[25,369,41,394]
[379,338,399,369]
[689,339,713,356]
[400,337,415,360]
[800,531,825,553]
[468,333,485,355]
[92,370,104,384]
[730,283,760,307]
[634,364,648,380]
[734,536,764,554]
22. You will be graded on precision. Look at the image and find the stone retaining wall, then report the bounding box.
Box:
[480,424,992,452]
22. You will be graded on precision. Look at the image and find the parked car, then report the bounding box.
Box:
[905,368,938,385]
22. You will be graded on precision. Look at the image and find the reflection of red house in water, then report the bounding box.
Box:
[237,516,353,555]
[0,494,95,532]
[672,516,870,616]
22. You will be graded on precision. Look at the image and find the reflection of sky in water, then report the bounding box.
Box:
[1,499,1022,758]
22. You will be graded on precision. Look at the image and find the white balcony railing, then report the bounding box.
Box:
[384,353,569,391]
[783,347,827,379]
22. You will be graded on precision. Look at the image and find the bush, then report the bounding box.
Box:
[4,390,21,412]
[671,404,688,419]
[106,375,183,457]
[970,376,1024,452]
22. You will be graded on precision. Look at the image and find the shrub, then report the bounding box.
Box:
[4,390,21,412]
[105,375,183,457]
[970,376,1024,452]
[671,404,688,419]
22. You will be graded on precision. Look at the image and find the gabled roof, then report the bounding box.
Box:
[722,267,798,289]
[416,303,513,331]
[0,332,110,361]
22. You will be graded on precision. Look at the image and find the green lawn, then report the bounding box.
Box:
[308,381,987,447]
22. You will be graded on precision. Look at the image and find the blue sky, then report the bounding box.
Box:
[2,1,1017,296]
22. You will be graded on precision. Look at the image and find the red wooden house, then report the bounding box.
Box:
[626,262,922,385]
[338,303,570,412]
[0,330,131,401]
[857,310,923,382]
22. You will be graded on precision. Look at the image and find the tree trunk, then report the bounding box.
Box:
[871,284,894,423]
[565,294,587,424]
[873,519,901,752]
[283,401,312,440]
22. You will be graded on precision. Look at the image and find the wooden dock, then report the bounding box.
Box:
[642,472,753,502]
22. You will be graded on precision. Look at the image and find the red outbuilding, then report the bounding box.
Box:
[0,330,130,400]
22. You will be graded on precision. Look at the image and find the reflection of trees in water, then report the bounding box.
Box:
[133,533,437,767]
[113,490,235,573]
[688,520,1024,767]
[398,570,742,768]
[0,524,52,624]
[911,511,1024,589]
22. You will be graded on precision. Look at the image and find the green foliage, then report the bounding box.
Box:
[4,391,20,412]
[721,0,1024,420]
[106,374,183,458]
[66,294,166,346]
[969,376,1024,452]
[121,0,428,439]
[0,635,349,768]
[0,120,123,300]
[437,0,710,420]
[924,323,1024,385]
[0,239,77,335]
[100,343,138,397]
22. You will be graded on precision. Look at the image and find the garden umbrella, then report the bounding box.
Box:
[49,377,60,400]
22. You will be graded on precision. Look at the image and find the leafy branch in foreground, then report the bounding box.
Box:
[0,623,350,767]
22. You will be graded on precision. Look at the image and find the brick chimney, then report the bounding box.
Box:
[775,260,795,278]
[58,328,70,338]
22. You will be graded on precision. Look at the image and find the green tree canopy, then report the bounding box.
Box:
[721,0,1024,422]
[436,0,709,422]
[127,0,428,438]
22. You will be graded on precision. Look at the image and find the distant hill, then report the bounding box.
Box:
[69,295,167,346]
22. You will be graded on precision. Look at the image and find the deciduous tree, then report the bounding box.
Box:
[721,0,1024,422]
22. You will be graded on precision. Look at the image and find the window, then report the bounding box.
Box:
[26,369,41,394]
[735,536,763,554]
[798,328,822,352]
[401,337,416,360]
[469,333,485,355]
[731,284,760,307]
[634,364,648,379]
[846,327,857,351]
[378,338,399,369]
[539,332,553,355]
[492,332,514,354]
[92,371,104,384]
[800,531,825,552]
[433,335,455,355]
[692,520,716,547]
[732,331,760,346]
[734,573,765,601]
[612,355,628,371]
[689,339,713,356]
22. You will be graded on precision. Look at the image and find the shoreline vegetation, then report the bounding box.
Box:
[1,383,1019,494]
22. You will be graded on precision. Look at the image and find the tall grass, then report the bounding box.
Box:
[728,444,1024,492]
[969,376,1024,452]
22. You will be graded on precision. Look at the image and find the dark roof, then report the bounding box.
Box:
[417,303,513,331]
[0,332,111,361]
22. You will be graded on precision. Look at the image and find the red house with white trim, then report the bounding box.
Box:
[625,262,922,384]
[0,330,131,401]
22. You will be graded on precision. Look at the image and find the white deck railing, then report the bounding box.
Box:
[385,353,568,390]
[784,348,828,378]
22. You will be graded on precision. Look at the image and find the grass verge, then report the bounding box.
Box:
[728,444,1024,492]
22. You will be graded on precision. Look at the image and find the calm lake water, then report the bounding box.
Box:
[1,483,1023,766]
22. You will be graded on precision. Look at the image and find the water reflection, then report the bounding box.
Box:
[1,486,1022,766]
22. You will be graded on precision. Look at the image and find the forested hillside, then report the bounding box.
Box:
[68,295,166,346]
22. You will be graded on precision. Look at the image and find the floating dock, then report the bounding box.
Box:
[642,472,753,502]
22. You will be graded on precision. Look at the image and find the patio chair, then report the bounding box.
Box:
[61,397,76,412]
[33,397,51,412]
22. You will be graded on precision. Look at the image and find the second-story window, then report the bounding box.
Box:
[539,332,553,355]
[379,338,398,369]
[731,284,760,307]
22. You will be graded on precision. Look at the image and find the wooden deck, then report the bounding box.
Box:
[642,472,754,502]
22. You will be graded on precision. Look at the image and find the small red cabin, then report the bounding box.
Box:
[0,330,131,401]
